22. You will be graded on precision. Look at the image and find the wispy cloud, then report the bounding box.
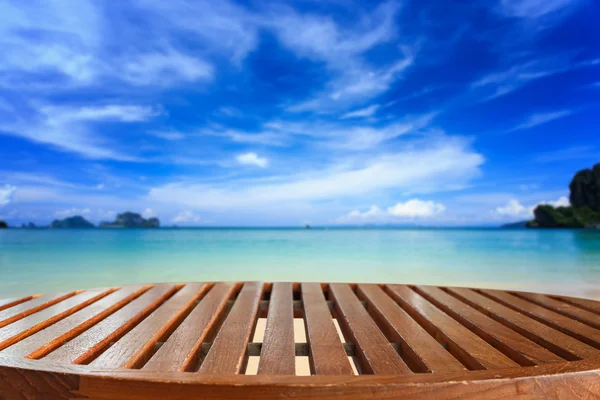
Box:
[0,103,160,161]
[0,184,16,206]
[510,109,574,130]
[148,137,483,210]
[498,0,577,19]
[341,104,380,119]
[270,1,414,113]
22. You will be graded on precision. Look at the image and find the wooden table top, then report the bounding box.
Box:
[1,281,600,399]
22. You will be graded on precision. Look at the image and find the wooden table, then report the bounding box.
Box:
[1,282,600,399]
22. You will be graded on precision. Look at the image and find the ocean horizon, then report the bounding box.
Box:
[2,227,600,298]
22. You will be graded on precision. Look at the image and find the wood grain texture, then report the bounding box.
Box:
[301,282,354,376]
[385,284,518,370]
[1,286,150,359]
[2,282,600,399]
[514,291,600,330]
[0,295,39,313]
[0,292,78,329]
[198,282,263,374]
[553,294,600,315]
[0,289,115,352]
[330,283,411,374]
[257,282,295,375]
[42,284,178,364]
[447,287,600,360]
[481,289,600,348]
[357,284,465,373]
[143,282,236,372]
[414,285,564,366]
[89,283,209,369]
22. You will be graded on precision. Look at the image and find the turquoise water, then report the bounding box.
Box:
[1,228,600,297]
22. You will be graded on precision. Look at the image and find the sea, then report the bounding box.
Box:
[1,228,600,298]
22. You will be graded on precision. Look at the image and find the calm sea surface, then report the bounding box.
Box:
[1,228,600,297]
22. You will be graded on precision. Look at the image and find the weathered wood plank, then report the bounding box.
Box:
[447,287,600,360]
[89,283,210,369]
[0,292,77,328]
[43,284,178,364]
[515,291,600,329]
[301,282,353,376]
[144,283,236,372]
[385,285,518,370]
[0,295,39,313]
[415,286,563,366]
[0,289,115,352]
[480,289,600,349]
[258,282,295,375]
[0,285,150,359]
[330,283,411,374]
[198,282,263,374]
[357,284,465,372]
[552,294,600,315]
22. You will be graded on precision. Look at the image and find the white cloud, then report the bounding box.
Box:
[172,211,201,224]
[142,208,155,218]
[337,199,445,223]
[510,109,574,130]
[96,184,105,190]
[149,139,483,210]
[539,196,570,208]
[54,207,91,218]
[387,199,445,217]
[496,199,528,217]
[341,104,380,119]
[0,185,16,206]
[495,196,571,219]
[236,152,269,168]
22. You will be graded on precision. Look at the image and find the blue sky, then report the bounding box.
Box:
[0,0,599,226]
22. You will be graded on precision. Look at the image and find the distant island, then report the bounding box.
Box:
[50,216,95,229]
[23,211,162,229]
[527,162,600,229]
[0,220,7,229]
[100,212,160,228]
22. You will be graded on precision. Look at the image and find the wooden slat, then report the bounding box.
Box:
[301,282,353,376]
[0,285,150,359]
[0,292,77,328]
[89,283,210,369]
[552,294,600,315]
[257,282,295,375]
[357,284,465,372]
[198,282,263,374]
[144,283,236,372]
[0,295,39,312]
[330,283,411,374]
[385,285,518,370]
[0,289,115,351]
[43,284,178,364]
[414,286,564,366]
[480,289,600,349]
[447,287,599,360]
[513,291,600,331]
